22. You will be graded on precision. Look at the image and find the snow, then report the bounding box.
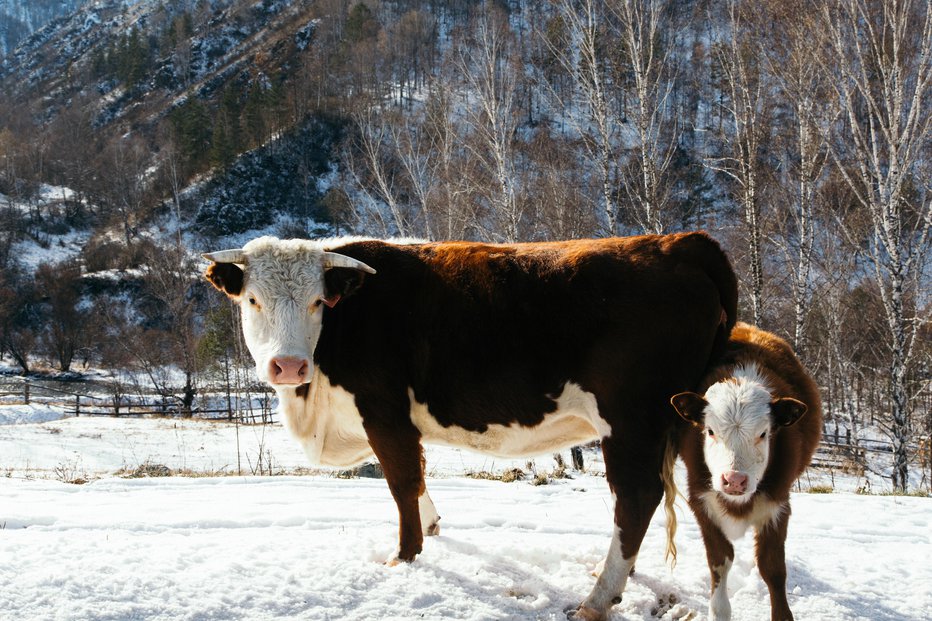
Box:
[1,471,930,620]
[0,410,930,620]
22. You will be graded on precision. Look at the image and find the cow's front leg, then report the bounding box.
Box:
[572,434,664,621]
[755,506,793,621]
[363,415,426,563]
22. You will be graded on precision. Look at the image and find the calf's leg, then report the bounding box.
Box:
[756,507,794,621]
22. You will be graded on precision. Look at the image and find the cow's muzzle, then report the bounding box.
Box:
[269,356,310,385]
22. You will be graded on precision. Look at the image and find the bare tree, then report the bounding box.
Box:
[457,5,523,242]
[346,108,414,237]
[119,243,205,415]
[544,0,621,235]
[612,0,679,234]
[762,0,830,354]
[35,260,88,372]
[706,0,771,326]
[421,82,479,240]
[818,0,932,491]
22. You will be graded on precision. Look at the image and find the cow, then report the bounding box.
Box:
[203,232,738,620]
[669,323,822,621]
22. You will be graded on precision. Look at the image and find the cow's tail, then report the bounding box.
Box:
[662,430,680,567]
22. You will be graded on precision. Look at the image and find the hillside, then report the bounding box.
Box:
[0,0,90,56]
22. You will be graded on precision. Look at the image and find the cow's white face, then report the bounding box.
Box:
[203,237,375,388]
[671,364,807,504]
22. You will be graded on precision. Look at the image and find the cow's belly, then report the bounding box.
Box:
[409,382,608,458]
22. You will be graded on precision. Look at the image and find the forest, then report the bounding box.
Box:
[0,0,929,491]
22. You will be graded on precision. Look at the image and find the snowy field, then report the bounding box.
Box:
[1,409,930,620]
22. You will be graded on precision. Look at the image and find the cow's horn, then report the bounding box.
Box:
[202,249,247,264]
[322,252,377,274]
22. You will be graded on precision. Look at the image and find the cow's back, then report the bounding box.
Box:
[315,233,737,437]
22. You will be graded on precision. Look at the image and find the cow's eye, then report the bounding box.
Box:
[313,299,323,308]
[707,428,715,438]
[759,431,767,439]
[248,296,260,308]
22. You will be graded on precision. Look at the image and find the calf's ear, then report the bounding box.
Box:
[204,262,244,298]
[671,392,708,427]
[323,267,369,308]
[771,397,807,427]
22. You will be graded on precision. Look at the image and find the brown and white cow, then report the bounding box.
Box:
[670,323,822,621]
[203,232,738,620]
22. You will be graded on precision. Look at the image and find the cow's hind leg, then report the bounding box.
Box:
[419,488,441,536]
[572,434,665,621]
[363,413,426,563]
[756,506,793,621]
[690,498,735,621]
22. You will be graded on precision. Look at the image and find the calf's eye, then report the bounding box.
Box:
[707,429,715,437]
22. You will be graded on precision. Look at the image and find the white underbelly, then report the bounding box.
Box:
[280,373,609,465]
[409,382,607,458]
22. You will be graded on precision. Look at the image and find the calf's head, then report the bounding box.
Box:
[671,365,807,503]
[203,237,375,387]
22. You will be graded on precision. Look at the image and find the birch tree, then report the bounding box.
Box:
[762,0,830,354]
[545,0,621,235]
[346,109,414,237]
[611,0,679,234]
[818,0,932,491]
[457,5,522,242]
[706,0,770,326]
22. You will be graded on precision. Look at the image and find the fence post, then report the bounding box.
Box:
[75,395,80,417]
[24,382,29,405]
[571,446,584,470]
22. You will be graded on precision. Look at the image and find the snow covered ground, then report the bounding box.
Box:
[1,409,930,620]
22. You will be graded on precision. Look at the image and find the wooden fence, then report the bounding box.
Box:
[0,379,277,425]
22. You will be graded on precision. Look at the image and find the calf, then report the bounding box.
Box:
[670,323,822,621]
[203,232,738,620]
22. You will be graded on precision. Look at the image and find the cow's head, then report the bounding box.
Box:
[203,237,375,387]
[670,365,807,503]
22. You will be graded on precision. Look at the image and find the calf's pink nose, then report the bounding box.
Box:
[721,471,748,495]
[269,357,309,384]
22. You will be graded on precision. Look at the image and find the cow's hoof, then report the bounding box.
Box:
[566,605,605,621]
[385,550,419,566]
[385,556,413,567]
[425,520,441,537]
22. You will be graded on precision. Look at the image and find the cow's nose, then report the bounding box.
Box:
[269,357,309,384]
[721,471,748,495]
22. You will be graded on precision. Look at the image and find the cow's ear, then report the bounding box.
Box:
[323,267,368,308]
[671,392,708,427]
[204,262,244,298]
[771,398,807,427]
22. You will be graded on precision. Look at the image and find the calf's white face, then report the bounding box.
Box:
[203,237,375,387]
[671,364,807,503]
